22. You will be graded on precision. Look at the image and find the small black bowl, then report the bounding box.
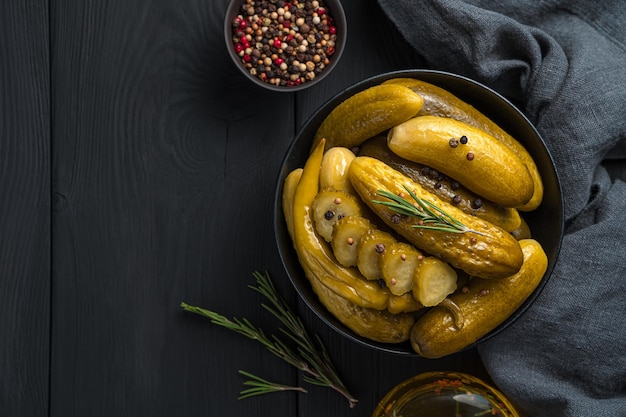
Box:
[224,0,347,92]
[274,69,564,355]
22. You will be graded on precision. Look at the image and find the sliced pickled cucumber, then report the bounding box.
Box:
[312,190,363,242]
[413,258,458,307]
[380,241,423,296]
[356,229,397,281]
[331,215,374,267]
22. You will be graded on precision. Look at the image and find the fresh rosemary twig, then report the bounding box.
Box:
[180,271,358,408]
[374,185,476,234]
[237,370,307,400]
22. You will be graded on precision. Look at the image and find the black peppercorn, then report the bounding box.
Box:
[472,198,483,209]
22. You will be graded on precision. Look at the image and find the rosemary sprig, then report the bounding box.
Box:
[180,271,358,408]
[237,370,307,400]
[374,185,477,234]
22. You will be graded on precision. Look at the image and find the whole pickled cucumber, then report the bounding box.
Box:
[410,239,548,358]
[348,156,524,279]
[359,136,521,232]
[388,116,534,208]
[312,84,424,151]
[383,77,543,211]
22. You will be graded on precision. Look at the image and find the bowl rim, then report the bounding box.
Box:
[274,69,564,355]
[223,0,348,92]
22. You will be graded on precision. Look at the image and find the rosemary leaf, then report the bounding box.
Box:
[374,185,475,234]
[237,370,306,400]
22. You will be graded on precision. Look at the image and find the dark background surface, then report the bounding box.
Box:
[2,0,624,416]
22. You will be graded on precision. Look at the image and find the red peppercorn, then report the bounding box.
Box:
[239,20,247,29]
[283,20,290,28]
[243,54,251,62]
[273,38,282,48]
[234,43,244,54]
[274,57,284,65]
[318,7,326,15]
[329,26,337,34]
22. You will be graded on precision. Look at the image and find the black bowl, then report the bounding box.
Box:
[274,69,564,355]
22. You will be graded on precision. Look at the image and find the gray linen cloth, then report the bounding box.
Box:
[375,0,626,415]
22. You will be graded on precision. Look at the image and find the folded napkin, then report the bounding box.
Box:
[375,0,626,415]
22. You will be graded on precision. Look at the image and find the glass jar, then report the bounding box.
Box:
[371,371,521,417]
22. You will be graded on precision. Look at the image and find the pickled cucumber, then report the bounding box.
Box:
[312,84,424,151]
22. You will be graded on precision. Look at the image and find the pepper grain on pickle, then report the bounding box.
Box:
[231,0,338,87]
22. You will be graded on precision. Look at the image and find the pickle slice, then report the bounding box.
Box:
[380,241,423,296]
[356,229,396,281]
[312,190,363,242]
[331,215,374,267]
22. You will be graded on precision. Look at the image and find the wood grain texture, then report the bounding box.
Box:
[50,0,296,416]
[0,1,50,416]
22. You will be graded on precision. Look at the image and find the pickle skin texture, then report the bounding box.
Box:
[359,136,521,232]
[388,116,534,208]
[348,156,524,279]
[383,77,543,211]
[309,276,414,343]
[312,84,424,151]
[410,239,548,358]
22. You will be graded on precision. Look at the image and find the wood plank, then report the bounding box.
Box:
[0,1,50,416]
[50,1,296,415]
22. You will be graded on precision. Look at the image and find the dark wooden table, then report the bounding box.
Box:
[2,1,624,416]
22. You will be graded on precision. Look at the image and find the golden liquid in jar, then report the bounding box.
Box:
[372,372,520,417]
